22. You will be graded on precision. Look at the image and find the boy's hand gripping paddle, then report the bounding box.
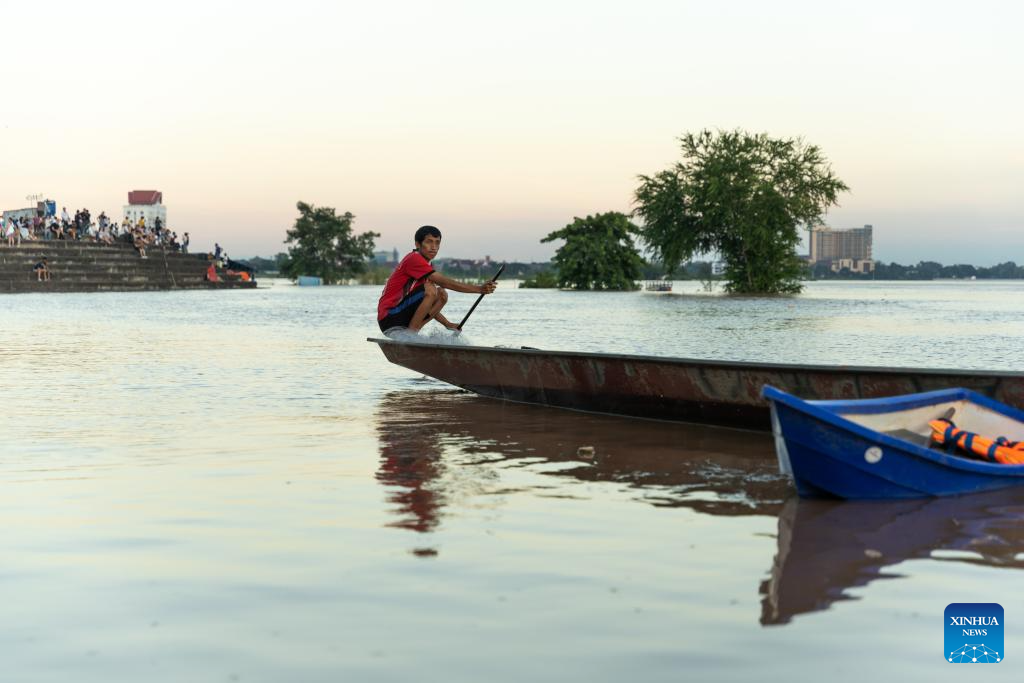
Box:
[457,263,505,331]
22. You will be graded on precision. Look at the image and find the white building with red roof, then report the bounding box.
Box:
[122,190,167,229]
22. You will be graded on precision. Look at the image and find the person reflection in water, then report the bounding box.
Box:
[376,417,445,534]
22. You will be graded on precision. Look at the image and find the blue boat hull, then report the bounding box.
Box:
[765,386,1024,499]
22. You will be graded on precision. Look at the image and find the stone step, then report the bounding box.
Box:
[2,244,192,255]
[0,261,208,268]
[3,280,254,293]
[1,274,205,284]
[1,244,207,259]
[0,262,211,274]
[0,265,208,275]
[0,262,210,272]
[0,252,208,263]
[5,256,208,267]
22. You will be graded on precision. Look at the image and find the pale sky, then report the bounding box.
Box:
[1,0,1021,264]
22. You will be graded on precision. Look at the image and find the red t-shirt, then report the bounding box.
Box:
[377,251,435,321]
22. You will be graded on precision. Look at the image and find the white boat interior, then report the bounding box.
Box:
[841,400,1024,442]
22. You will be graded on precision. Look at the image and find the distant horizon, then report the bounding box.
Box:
[237,240,1024,269]
[4,193,1018,267]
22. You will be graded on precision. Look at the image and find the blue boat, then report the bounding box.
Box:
[762,385,1024,499]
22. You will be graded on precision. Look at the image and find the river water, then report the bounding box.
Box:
[0,280,1022,681]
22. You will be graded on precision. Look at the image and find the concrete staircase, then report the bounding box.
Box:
[0,240,256,293]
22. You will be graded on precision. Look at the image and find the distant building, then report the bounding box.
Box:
[711,261,727,276]
[2,207,39,224]
[372,250,396,265]
[809,224,873,261]
[122,190,167,228]
[2,199,55,224]
[809,224,874,273]
[830,258,875,274]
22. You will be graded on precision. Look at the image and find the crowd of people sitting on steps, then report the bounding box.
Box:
[20,243,246,285]
[1,206,253,284]
[2,207,190,258]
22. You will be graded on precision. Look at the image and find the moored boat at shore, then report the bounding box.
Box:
[643,280,673,292]
[369,337,1024,432]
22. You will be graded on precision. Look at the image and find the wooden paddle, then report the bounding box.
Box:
[457,263,505,331]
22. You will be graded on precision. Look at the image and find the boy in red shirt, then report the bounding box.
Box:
[377,226,497,335]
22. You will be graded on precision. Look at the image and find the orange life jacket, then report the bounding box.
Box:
[929,418,1024,464]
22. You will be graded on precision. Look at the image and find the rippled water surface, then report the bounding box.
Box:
[1,280,1022,681]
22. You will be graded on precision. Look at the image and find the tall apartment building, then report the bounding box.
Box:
[809,224,873,261]
[808,224,874,273]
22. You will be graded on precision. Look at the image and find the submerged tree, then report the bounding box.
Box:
[541,212,642,290]
[282,202,379,284]
[634,130,848,294]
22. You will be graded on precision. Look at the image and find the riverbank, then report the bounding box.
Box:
[0,240,255,293]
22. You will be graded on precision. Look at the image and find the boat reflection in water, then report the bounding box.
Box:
[376,389,1024,626]
[374,389,785,536]
[761,489,1024,625]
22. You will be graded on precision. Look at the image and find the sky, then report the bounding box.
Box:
[1,0,1021,264]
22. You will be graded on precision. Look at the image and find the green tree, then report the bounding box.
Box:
[518,270,559,289]
[282,202,379,284]
[989,262,1023,279]
[634,130,848,294]
[541,212,642,290]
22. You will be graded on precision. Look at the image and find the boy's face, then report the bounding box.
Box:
[417,234,441,260]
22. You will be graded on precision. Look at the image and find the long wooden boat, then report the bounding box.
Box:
[369,337,1024,431]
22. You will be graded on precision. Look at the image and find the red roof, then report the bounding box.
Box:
[128,190,162,205]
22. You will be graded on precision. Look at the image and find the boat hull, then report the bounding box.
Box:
[764,386,1024,498]
[370,338,1024,431]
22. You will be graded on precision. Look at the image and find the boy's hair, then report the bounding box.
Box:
[414,225,442,244]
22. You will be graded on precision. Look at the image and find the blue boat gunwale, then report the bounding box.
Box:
[762,385,1024,477]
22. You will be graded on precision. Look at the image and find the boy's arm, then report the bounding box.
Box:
[427,271,496,294]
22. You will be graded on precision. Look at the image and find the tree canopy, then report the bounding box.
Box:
[282,202,379,284]
[541,212,642,290]
[634,130,848,294]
